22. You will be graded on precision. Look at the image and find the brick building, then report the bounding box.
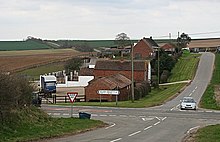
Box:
[94,60,151,83]
[85,74,131,102]
[133,37,159,59]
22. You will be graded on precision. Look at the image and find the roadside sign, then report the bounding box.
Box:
[97,90,120,95]
[67,92,78,103]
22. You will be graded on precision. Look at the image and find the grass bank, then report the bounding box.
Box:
[0,107,105,142]
[193,124,220,142]
[200,53,220,110]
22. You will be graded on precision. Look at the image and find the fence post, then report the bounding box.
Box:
[65,96,67,103]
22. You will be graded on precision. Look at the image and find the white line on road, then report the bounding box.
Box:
[154,121,160,126]
[187,126,200,134]
[109,115,116,117]
[119,115,127,117]
[105,123,116,129]
[110,138,122,142]
[92,114,98,117]
[100,114,107,117]
[195,86,198,90]
[161,117,167,121]
[144,126,152,130]
[155,117,160,121]
[128,131,142,136]
[54,113,60,115]
[63,113,69,116]
[189,93,192,96]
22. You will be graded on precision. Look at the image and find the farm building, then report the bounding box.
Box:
[133,37,159,59]
[94,59,151,83]
[85,74,131,102]
[188,38,220,52]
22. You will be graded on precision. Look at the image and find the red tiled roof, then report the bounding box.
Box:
[161,43,175,50]
[91,74,131,89]
[95,60,149,71]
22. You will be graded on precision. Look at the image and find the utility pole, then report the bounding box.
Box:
[157,47,160,85]
[131,43,134,103]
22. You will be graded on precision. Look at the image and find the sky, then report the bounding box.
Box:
[1,0,220,40]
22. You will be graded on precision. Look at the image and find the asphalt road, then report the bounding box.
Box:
[41,52,220,142]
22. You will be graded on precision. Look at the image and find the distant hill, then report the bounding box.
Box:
[0,40,51,51]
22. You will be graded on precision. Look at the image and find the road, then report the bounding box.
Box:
[41,52,220,142]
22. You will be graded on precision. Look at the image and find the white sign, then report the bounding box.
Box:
[97,90,120,95]
[67,92,78,103]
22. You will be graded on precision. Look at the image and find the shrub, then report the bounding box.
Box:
[0,73,33,124]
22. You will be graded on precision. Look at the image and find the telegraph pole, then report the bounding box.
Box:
[131,43,134,103]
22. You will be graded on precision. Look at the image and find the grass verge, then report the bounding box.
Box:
[200,53,220,110]
[194,124,220,142]
[0,107,105,142]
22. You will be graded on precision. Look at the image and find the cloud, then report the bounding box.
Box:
[0,0,220,40]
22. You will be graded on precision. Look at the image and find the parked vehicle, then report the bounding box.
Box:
[180,97,197,110]
[40,75,57,94]
[32,91,42,107]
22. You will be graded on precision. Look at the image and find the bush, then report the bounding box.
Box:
[134,81,151,100]
[0,73,33,124]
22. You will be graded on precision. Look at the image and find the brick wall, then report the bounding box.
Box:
[85,80,130,102]
[133,39,154,59]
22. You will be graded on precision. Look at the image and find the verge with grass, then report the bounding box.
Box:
[200,53,220,110]
[0,107,105,142]
[194,124,220,142]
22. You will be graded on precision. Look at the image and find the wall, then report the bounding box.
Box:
[133,39,154,59]
[57,76,94,87]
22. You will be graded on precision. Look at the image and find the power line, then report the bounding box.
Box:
[153,30,220,39]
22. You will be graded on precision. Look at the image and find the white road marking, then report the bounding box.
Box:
[187,126,200,134]
[171,104,180,111]
[142,117,154,121]
[189,93,192,96]
[63,113,69,116]
[155,117,160,121]
[195,86,198,90]
[144,126,153,130]
[48,113,51,115]
[119,115,127,117]
[161,117,167,121]
[139,115,146,118]
[154,121,160,126]
[110,138,122,142]
[128,131,142,136]
[54,113,60,115]
[100,114,107,117]
[109,115,116,117]
[105,123,116,129]
[92,114,98,117]
[129,115,136,118]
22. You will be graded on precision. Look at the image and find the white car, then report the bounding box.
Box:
[180,97,197,110]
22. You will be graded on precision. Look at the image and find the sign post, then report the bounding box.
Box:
[97,90,120,106]
[67,92,78,117]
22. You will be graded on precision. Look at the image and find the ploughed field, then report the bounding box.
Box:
[0,49,86,72]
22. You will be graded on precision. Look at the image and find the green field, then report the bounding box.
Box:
[18,62,65,80]
[0,40,51,51]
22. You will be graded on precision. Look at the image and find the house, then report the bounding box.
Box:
[85,74,131,102]
[160,43,176,55]
[94,59,151,83]
[133,37,159,59]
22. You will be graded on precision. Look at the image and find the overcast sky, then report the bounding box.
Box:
[1,0,220,40]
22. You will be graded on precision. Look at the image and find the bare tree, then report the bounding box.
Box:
[115,33,131,57]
